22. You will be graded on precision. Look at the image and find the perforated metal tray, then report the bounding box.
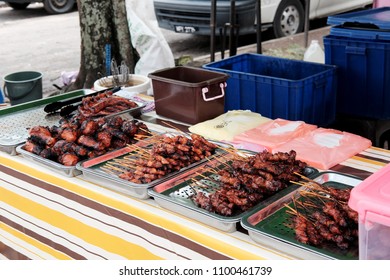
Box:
[0,89,91,155]
[241,171,362,260]
[148,151,318,232]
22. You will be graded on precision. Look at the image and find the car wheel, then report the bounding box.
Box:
[43,0,75,14]
[273,0,304,38]
[7,2,30,10]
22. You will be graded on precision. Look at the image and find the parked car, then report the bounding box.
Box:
[3,0,75,14]
[153,0,373,38]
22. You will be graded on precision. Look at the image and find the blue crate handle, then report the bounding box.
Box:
[201,82,226,102]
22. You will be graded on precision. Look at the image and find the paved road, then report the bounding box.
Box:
[0,3,80,96]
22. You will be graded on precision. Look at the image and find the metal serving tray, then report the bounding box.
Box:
[0,89,91,155]
[12,97,147,177]
[72,99,146,119]
[16,144,81,177]
[241,171,362,260]
[76,133,227,199]
[105,100,145,118]
[148,150,318,233]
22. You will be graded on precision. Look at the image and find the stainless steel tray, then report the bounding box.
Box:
[105,100,145,118]
[148,150,318,233]
[241,171,362,260]
[76,133,227,199]
[16,144,81,177]
[0,89,91,155]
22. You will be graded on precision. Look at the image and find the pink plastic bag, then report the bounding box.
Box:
[374,0,390,7]
[233,118,317,151]
[273,128,372,169]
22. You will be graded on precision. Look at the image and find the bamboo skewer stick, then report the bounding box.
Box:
[103,163,126,173]
[139,127,158,136]
[161,121,187,135]
[190,178,212,190]
[100,166,120,175]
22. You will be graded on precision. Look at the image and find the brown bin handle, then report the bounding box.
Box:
[202,82,226,102]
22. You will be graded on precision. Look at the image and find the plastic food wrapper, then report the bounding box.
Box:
[273,128,372,170]
[233,118,317,151]
[188,110,271,141]
[222,140,267,153]
[61,71,78,86]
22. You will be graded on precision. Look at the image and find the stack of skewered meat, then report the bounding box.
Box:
[287,179,358,251]
[78,91,139,118]
[22,114,151,166]
[105,133,218,184]
[193,150,308,216]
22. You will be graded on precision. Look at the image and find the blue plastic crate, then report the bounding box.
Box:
[325,7,390,119]
[203,53,337,127]
[324,33,390,119]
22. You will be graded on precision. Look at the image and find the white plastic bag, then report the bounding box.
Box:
[125,0,175,77]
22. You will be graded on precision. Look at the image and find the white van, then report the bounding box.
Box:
[154,0,373,38]
[2,0,75,14]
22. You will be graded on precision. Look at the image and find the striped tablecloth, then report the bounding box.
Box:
[1,146,389,260]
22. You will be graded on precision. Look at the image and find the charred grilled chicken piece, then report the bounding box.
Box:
[60,127,79,143]
[52,140,88,157]
[77,135,105,151]
[121,120,139,136]
[80,119,99,135]
[29,126,56,146]
[96,131,112,148]
[58,153,80,166]
[22,140,44,155]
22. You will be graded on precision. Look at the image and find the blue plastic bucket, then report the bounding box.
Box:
[3,71,43,105]
[0,88,4,103]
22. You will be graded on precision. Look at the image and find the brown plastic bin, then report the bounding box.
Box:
[148,66,229,124]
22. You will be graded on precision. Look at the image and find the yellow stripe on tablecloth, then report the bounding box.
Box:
[369,146,390,155]
[0,185,162,260]
[0,221,71,260]
[1,155,279,259]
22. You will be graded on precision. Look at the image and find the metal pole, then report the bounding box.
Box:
[210,0,217,61]
[304,0,310,48]
[256,0,262,54]
[229,0,237,56]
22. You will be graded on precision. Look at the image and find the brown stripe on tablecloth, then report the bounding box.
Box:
[329,164,373,180]
[163,230,232,260]
[1,164,230,260]
[0,242,30,260]
[354,153,390,165]
[0,207,87,260]
[113,210,232,260]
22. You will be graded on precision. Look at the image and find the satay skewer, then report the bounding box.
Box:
[102,163,126,173]
[161,121,188,135]
[194,171,221,186]
[190,178,213,190]
[202,165,222,175]
[139,127,159,137]
[100,166,121,175]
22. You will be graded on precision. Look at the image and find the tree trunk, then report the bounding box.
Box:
[69,0,137,91]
